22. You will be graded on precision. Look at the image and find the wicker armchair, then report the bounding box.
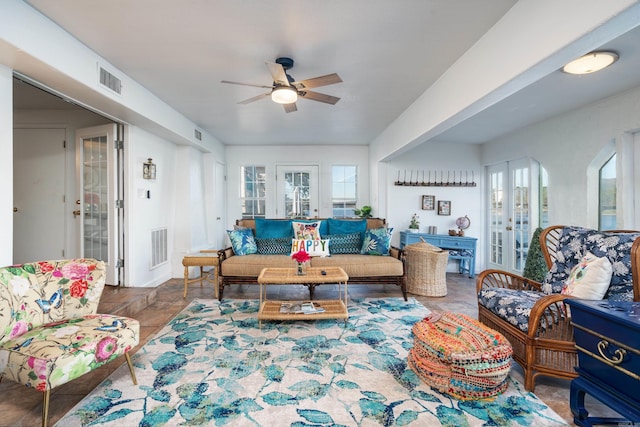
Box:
[476,225,640,392]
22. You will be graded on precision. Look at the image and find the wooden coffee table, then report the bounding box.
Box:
[257,266,349,326]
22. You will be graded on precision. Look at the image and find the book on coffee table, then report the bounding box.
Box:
[279,302,325,314]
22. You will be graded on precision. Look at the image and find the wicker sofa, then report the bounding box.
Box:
[476,225,640,392]
[217,218,407,300]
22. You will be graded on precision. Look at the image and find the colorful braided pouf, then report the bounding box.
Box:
[408,311,513,400]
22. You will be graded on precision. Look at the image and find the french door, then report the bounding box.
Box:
[276,165,319,218]
[76,124,121,284]
[487,158,539,273]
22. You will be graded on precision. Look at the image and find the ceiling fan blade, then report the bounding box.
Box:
[293,73,342,90]
[238,93,270,104]
[266,62,290,86]
[299,90,340,105]
[283,103,297,113]
[221,80,272,89]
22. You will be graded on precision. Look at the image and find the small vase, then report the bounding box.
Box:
[297,262,305,275]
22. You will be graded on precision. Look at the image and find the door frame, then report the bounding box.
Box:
[486,158,539,274]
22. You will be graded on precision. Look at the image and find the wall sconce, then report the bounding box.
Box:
[143,158,156,180]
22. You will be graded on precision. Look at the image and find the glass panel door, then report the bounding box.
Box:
[486,159,539,274]
[77,124,118,284]
[276,165,319,218]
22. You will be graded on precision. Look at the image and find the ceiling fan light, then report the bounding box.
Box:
[271,86,297,104]
[562,51,618,75]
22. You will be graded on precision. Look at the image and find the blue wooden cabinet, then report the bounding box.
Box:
[399,231,477,278]
[567,299,640,427]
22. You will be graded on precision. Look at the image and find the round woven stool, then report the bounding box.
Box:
[404,239,449,296]
[408,312,513,400]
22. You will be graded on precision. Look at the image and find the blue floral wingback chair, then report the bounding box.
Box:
[476,226,640,392]
[0,259,139,427]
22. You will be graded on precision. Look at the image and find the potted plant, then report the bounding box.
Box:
[408,213,420,233]
[353,205,372,218]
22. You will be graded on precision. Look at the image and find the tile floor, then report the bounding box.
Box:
[0,274,617,426]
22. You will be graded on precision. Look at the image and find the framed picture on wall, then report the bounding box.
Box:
[422,195,435,210]
[437,200,451,216]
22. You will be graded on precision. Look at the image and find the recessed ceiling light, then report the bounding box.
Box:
[562,51,619,75]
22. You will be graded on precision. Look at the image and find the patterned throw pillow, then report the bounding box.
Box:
[561,252,613,300]
[227,228,257,255]
[541,226,592,294]
[585,230,640,301]
[361,227,393,256]
[255,237,291,255]
[292,221,322,240]
[291,239,330,257]
[326,233,361,254]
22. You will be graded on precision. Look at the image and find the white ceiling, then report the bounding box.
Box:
[18,1,640,147]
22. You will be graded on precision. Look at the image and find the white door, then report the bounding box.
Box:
[76,124,118,284]
[276,165,319,218]
[13,127,67,263]
[486,159,538,273]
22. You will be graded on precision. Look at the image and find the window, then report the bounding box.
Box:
[539,166,549,229]
[240,166,266,219]
[599,153,616,230]
[332,165,357,218]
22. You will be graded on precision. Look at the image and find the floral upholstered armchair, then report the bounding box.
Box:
[0,259,139,427]
[476,226,640,392]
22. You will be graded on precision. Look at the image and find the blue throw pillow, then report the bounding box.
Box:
[326,233,362,254]
[255,219,293,239]
[227,228,257,255]
[328,218,367,238]
[255,237,291,255]
[361,227,393,256]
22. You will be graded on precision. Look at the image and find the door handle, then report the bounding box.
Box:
[506,226,513,231]
[73,210,81,217]
[13,207,18,212]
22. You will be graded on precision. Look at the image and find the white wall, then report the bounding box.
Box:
[481,84,640,229]
[385,141,483,273]
[225,144,369,226]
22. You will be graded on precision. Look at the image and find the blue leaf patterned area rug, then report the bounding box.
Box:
[56,298,567,427]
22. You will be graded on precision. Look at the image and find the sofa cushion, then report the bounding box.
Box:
[227,228,257,255]
[585,230,640,301]
[477,288,548,333]
[291,239,330,257]
[311,254,403,277]
[255,237,291,255]
[255,219,293,239]
[561,252,612,300]
[328,218,367,238]
[541,226,591,294]
[220,255,297,277]
[326,233,361,254]
[361,227,393,256]
[292,220,323,240]
[292,220,327,238]
[0,314,139,390]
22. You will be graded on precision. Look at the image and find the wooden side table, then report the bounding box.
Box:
[257,267,349,326]
[182,250,218,299]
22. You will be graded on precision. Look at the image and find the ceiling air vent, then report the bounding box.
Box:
[99,66,122,94]
[194,129,202,141]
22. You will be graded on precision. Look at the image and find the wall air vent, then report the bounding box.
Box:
[99,66,122,94]
[195,129,202,141]
[151,227,168,269]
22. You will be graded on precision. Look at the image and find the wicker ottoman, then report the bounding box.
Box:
[404,240,449,297]
[408,312,512,400]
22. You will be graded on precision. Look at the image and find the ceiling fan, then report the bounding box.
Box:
[221,57,342,113]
